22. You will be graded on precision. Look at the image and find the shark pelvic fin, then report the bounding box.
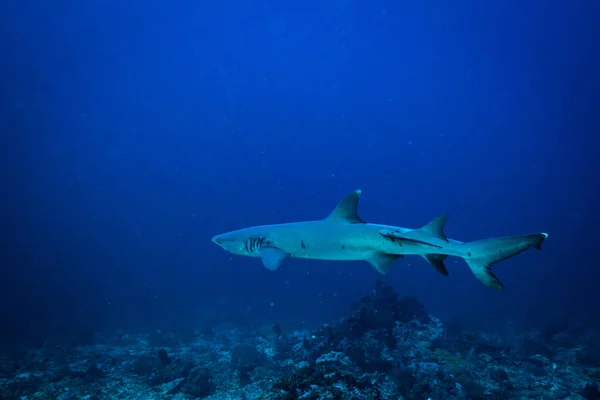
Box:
[367,253,403,274]
[326,190,365,224]
[421,254,449,276]
[419,214,449,242]
[260,248,289,271]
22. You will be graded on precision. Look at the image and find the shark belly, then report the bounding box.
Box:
[292,240,371,261]
[273,222,381,261]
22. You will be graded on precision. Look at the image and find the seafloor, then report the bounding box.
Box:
[1,281,599,400]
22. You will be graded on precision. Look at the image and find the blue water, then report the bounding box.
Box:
[1,0,598,351]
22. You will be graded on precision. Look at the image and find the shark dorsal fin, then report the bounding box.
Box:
[326,190,365,224]
[419,214,449,242]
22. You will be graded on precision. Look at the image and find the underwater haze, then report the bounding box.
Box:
[1,0,599,399]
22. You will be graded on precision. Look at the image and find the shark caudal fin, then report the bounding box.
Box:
[461,233,548,291]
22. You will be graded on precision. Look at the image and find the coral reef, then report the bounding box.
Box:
[1,280,598,399]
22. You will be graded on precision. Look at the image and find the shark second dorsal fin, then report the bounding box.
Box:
[419,214,449,242]
[326,190,365,224]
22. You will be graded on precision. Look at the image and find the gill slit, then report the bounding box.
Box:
[245,237,265,254]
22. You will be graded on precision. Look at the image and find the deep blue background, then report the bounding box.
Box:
[1,0,598,348]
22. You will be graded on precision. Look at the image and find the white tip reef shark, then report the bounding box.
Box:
[212,190,548,291]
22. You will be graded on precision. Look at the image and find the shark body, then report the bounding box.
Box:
[212,190,548,290]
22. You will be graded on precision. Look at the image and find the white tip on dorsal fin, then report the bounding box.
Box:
[419,214,449,242]
[326,190,365,224]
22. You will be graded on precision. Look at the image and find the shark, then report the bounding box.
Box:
[212,190,548,290]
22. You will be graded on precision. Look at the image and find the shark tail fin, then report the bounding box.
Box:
[461,233,548,291]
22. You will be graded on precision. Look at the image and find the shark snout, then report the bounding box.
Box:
[212,232,247,255]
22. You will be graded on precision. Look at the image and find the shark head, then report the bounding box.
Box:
[211,227,274,257]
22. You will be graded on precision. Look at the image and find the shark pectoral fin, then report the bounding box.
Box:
[421,254,449,276]
[326,190,365,224]
[260,248,289,271]
[419,214,449,242]
[367,253,403,275]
